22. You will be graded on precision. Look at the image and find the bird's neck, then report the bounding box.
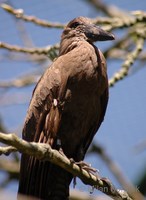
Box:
[59,37,78,56]
[59,31,87,56]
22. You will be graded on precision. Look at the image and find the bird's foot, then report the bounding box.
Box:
[70,159,98,175]
[70,159,99,188]
[76,161,98,175]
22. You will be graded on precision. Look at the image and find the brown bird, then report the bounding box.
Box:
[18,17,114,200]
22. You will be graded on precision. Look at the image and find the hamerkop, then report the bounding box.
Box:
[18,16,114,200]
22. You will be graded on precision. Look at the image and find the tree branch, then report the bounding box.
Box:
[1,4,65,29]
[0,132,134,200]
[0,146,17,155]
[0,41,59,56]
[109,37,144,87]
[2,3,146,33]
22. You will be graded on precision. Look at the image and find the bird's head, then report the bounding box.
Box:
[62,16,115,43]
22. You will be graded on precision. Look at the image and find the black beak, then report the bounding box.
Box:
[85,24,115,42]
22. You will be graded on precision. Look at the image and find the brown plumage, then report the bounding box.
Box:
[18,17,114,200]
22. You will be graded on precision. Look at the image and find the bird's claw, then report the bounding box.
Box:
[70,159,98,176]
[76,161,98,174]
[70,159,99,188]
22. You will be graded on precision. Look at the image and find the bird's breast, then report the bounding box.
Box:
[57,43,108,158]
[67,44,107,93]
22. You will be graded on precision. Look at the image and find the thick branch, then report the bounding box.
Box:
[0,132,133,200]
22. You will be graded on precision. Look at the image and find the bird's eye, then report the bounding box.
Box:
[70,22,80,29]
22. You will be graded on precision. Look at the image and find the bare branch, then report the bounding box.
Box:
[0,41,59,56]
[1,4,65,29]
[0,132,134,200]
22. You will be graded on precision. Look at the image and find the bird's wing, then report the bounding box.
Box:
[19,57,71,196]
[22,60,67,145]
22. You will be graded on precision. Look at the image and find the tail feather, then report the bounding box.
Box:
[18,154,73,200]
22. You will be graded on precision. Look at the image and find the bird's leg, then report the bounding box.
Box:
[56,142,78,188]
[73,176,77,188]
[75,161,98,175]
[57,139,68,158]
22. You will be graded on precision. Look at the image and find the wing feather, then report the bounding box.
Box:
[18,60,69,196]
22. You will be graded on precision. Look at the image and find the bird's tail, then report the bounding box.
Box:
[18,154,73,200]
